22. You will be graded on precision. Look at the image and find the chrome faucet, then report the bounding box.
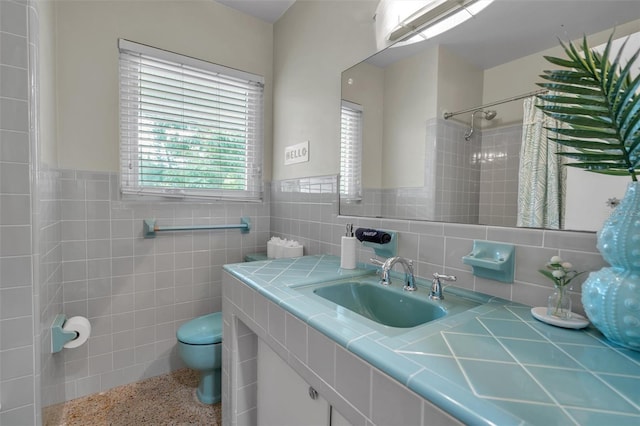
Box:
[372,257,416,291]
[430,273,456,300]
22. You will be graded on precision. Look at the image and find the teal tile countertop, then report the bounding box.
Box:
[224,255,640,425]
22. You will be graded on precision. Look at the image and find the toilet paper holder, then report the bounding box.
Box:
[51,314,79,353]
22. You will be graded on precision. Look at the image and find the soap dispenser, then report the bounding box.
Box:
[340,224,357,269]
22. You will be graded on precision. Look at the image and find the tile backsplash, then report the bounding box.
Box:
[270,175,607,315]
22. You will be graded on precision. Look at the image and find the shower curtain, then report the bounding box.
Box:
[517,96,565,229]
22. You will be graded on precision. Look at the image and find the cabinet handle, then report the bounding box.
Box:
[308,386,318,400]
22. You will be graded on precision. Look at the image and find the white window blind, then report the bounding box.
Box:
[119,39,264,201]
[340,100,363,202]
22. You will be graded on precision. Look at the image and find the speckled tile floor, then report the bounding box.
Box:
[46,369,221,425]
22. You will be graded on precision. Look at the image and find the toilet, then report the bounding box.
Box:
[176,311,223,404]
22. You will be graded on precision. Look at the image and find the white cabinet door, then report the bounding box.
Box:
[330,407,353,426]
[257,339,330,426]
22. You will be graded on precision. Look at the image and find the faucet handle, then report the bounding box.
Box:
[369,258,385,267]
[433,273,456,282]
[430,273,456,300]
[370,258,393,286]
[370,258,385,279]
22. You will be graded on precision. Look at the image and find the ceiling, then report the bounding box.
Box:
[216,0,640,71]
[216,0,295,23]
[369,0,640,69]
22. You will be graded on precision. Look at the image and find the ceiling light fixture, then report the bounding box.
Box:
[380,0,494,44]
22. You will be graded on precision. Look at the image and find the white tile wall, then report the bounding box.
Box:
[0,1,38,424]
[479,124,522,227]
[433,118,481,224]
[55,170,270,400]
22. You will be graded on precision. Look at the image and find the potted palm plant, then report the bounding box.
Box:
[536,33,640,350]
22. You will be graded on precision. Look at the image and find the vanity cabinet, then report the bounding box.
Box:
[257,339,352,426]
[222,269,461,426]
[257,339,330,426]
[224,256,640,425]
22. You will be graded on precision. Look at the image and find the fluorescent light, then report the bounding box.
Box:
[388,0,462,42]
[405,6,473,43]
[386,0,494,43]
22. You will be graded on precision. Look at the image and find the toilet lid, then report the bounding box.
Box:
[177,312,223,345]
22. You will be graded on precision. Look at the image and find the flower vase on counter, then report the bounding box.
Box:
[548,284,572,320]
[531,256,588,328]
[539,256,583,321]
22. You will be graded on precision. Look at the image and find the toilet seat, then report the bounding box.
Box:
[177,312,222,345]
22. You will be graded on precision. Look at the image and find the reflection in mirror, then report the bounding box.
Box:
[340,0,640,232]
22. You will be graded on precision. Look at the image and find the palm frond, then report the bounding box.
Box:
[543,55,578,68]
[537,82,604,97]
[564,162,629,171]
[558,152,626,162]
[544,113,612,128]
[600,33,615,89]
[537,33,640,181]
[541,104,609,116]
[547,138,622,150]
[540,71,603,87]
[538,94,607,108]
[608,36,631,107]
[619,75,640,139]
[578,168,635,177]
[545,127,617,138]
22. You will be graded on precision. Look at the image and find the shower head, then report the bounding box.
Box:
[483,110,497,120]
[464,109,498,141]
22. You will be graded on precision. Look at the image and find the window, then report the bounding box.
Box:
[340,100,363,202]
[119,39,264,201]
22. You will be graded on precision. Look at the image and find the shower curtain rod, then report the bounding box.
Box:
[443,89,548,120]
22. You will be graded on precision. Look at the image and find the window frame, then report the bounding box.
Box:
[118,39,264,202]
[340,100,363,202]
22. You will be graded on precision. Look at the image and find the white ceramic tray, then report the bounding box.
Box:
[530,307,589,329]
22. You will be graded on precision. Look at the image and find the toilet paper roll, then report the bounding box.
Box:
[62,316,91,349]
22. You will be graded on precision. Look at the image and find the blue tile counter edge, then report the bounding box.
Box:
[224,255,640,426]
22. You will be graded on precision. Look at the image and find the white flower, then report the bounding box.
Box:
[540,256,585,288]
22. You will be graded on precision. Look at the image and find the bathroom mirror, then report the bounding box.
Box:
[340,0,640,232]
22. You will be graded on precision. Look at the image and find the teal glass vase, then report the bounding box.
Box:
[581,182,640,351]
